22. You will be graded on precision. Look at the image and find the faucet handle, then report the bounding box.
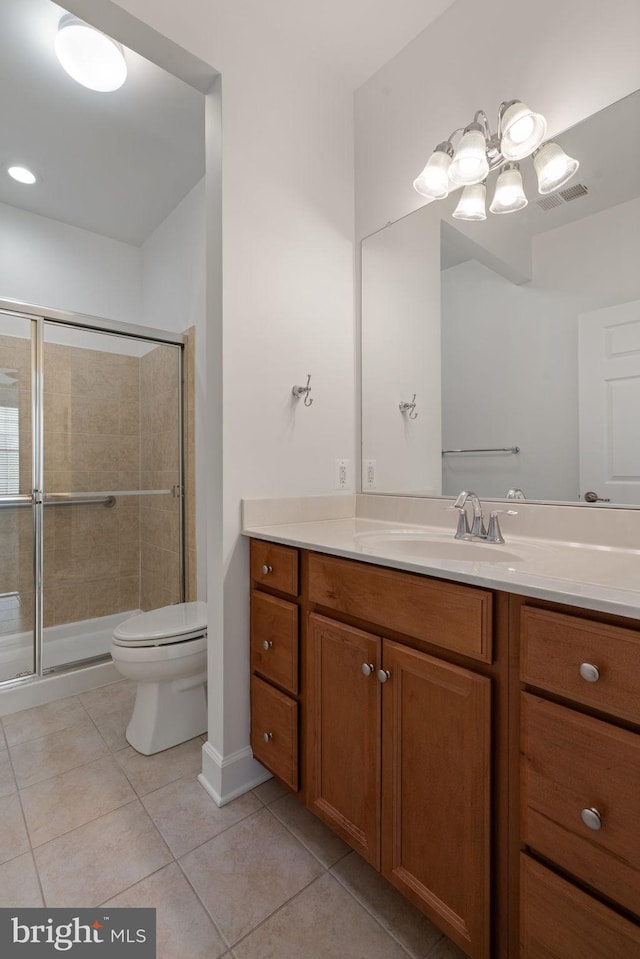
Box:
[486,509,518,544]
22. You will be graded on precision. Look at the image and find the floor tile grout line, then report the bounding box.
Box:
[7,740,48,907]
[173,855,233,951]
[225,870,329,952]
[264,801,351,872]
[329,864,427,959]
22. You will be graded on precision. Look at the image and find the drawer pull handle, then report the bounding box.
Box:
[262,640,273,651]
[262,732,273,743]
[377,669,391,684]
[261,565,273,575]
[361,663,375,677]
[579,662,600,683]
[580,807,602,831]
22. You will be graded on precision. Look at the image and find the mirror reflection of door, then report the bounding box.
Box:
[579,300,640,505]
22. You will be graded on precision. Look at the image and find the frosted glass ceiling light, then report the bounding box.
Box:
[449,124,490,186]
[452,182,487,221]
[412,99,568,220]
[533,141,579,194]
[499,100,546,160]
[8,166,36,185]
[55,14,127,92]
[489,163,528,214]
[413,142,453,198]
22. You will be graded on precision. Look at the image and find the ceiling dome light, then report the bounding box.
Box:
[449,124,490,186]
[413,142,453,198]
[533,141,580,194]
[55,14,127,92]
[8,166,37,185]
[500,100,546,160]
[489,162,528,214]
[452,182,487,221]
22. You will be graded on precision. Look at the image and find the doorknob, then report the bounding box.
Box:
[584,491,610,503]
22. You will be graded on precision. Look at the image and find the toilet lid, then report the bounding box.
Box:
[113,602,207,646]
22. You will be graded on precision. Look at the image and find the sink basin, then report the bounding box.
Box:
[354,529,524,564]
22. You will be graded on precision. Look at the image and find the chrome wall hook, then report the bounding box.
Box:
[292,373,313,406]
[399,393,418,419]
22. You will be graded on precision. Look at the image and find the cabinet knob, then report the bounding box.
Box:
[361,663,374,676]
[262,732,273,743]
[579,662,600,683]
[262,640,273,651]
[377,669,391,684]
[261,564,273,575]
[580,807,602,830]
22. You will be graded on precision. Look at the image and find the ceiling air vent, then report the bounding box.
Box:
[559,182,589,202]
[536,183,589,211]
[537,193,563,211]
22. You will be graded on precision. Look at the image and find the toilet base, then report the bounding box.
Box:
[126,673,208,755]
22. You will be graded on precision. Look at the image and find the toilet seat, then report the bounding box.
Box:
[112,601,207,647]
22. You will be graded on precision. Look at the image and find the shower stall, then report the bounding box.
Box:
[0,300,186,690]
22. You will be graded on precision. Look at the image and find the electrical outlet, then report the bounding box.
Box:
[364,459,376,489]
[335,458,350,489]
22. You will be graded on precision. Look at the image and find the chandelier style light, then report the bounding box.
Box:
[413,100,579,220]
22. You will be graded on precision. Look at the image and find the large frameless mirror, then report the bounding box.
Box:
[361,89,640,506]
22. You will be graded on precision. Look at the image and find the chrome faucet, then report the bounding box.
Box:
[451,490,517,544]
[453,490,486,538]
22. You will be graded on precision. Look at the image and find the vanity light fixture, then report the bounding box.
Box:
[7,166,37,185]
[414,99,579,220]
[55,13,127,92]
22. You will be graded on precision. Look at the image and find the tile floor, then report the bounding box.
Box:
[0,678,465,959]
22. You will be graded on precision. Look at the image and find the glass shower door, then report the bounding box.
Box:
[41,323,184,672]
[0,310,36,682]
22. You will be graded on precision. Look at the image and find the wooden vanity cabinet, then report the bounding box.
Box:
[249,539,301,791]
[517,600,640,958]
[304,555,494,959]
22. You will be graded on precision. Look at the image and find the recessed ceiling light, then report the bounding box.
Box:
[55,13,127,93]
[8,166,37,185]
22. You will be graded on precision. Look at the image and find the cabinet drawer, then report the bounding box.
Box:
[251,675,298,791]
[251,540,298,596]
[521,693,640,916]
[308,552,492,662]
[521,607,640,725]
[520,854,640,958]
[251,591,298,694]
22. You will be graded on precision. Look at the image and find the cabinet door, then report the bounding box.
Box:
[381,640,491,959]
[307,613,381,867]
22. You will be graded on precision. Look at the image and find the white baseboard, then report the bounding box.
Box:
[198,740,272,806]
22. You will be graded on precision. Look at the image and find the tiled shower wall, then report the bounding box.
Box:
[0,329,195,639]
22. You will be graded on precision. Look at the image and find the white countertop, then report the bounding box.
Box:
[243,514,640,621]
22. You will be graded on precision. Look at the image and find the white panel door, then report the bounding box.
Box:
[579,300,640,504]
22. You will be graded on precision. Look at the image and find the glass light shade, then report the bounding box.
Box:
[55,15,127,92]
[489,164,528,214]
[534,141,579,194]
[8,166,36,185]
[452,183,487,220]
[500,101,547,160]
[449,128,490,186]
[413,148,451,198]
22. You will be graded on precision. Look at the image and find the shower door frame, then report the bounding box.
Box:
[0,297,187,690]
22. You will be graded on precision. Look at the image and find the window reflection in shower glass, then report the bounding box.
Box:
[0,310,35,682]
[42,323,183,673]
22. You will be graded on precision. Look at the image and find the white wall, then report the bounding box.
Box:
[355,0,640,238]
[101,0,356,802]
[0,200,141,322]
[362,207,441,493]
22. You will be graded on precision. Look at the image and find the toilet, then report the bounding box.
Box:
[110,601,208,755]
